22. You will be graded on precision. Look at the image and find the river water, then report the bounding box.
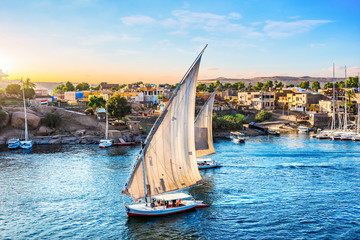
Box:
[1,135,359,239]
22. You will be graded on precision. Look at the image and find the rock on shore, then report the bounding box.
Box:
[11,111,41,130]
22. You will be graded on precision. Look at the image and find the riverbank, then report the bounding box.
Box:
[0,106,304,145]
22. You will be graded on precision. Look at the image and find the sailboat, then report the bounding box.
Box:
[99,88,113,148]
[7,138,20,149]
[122,46,209,217]
[353,75,360,141]
[19,79,33,150]
[317,63,336,140]
[195,91,221,169]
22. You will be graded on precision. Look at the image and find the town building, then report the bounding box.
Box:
[252,91,275,110]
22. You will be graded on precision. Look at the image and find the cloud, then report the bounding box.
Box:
[263,20,332,38]
[79,33,140,45]
[121,15,156,26]
[228,12,242,20]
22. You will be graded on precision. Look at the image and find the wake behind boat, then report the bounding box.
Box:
[123,46,208,217]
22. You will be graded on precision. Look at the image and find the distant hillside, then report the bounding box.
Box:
[198,76,345,87]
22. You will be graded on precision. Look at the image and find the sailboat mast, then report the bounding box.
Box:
[344,66,347,131]
[358,73,360,134]
[141,150,147,203]
[105,83,108,140]
[22,78,28,141]
[332,63,336,130]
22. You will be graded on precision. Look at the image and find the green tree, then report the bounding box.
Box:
[312,81,321,91]
[54,84,65,94]
[0,109,7,128]
[207,83,215,92]
[5,84,21,95]
[265,80,273,88]
[275,81,284,89]
[23,78,36,89]
[261,85,269,91]
[346,76,359,88]
[255,110,272,122]
[75,82,90,91]
[233,82,245,90]
[62,86,68,92]
[111,87,118,91]
[298,81,310,89]
[107,95,132,119]
[42,113,62,128]
[338,81,345,88]
[88,95,106,109]
[214,80,223,91]
[90,84,101,90]
[212,113,245,130]
[197,84,207,92]
[119,84,127,89]
[246,83,253,91]
[65,81,75,92]
[254,82,264,91]
[21,88,36,99]
[286,84,295,88]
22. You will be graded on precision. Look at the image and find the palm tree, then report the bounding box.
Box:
[23,78,36,89]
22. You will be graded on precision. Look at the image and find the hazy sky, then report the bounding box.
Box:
[0,0,359,84]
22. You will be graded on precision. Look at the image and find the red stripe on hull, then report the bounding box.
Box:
[127,206,196,217]
[196,204,210,208]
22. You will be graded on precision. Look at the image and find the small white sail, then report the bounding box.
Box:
[194,92,216,158]
[124,49,205,200]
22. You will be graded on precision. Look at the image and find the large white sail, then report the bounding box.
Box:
[194,92,216,158]
[124,48,206,200]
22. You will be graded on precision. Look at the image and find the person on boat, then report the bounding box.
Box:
[150,199,155,208]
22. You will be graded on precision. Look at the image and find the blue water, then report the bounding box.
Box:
[1,135,360,239]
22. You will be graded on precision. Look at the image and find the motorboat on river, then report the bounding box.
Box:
[230,131,245,143]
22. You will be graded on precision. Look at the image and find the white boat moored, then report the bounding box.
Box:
[8,138,20,149]
[99,139,113,148]
[20,140,33,149]
[230,131,245,143]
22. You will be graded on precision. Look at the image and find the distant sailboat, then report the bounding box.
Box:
[19,79,32,150]
[123,46,209,217]
[99,88,113,148]
[195,91,221,169]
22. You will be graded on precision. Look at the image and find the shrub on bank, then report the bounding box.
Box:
[0,109,6,128]
[85,108,94,115]
[255,110,272,122]
[213,113,245,130]
[42,113,62,128]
